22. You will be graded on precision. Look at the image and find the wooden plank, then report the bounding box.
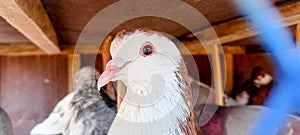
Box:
[0,17,31,43]
[184,1,300,53]
[224,54,233,94]
[0,44,45,55]
[61,45,102,54]
[0,55,68,135]
[0,44,96,56]
[209,45,224,106]
[67,54,81,92]
[57,55,69,98]
[0,0,60,54]
[179,42,245,55]
[0,44,246,56]
[296,24,300,47]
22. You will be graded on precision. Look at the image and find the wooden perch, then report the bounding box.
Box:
[209,45,225,106]
[67,54,81,92]
[0,0,60,54]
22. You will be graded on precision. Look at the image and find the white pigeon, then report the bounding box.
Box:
[0,107,13,135]
[30,92,75,135]
[97,28,196,135]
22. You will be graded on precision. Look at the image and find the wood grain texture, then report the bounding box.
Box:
[183,1,300,53]
[0,0,295,46]
[0,44,101,56]
[67,54,81,92]
[0,55,68,135]
[40,0,239,44]
[0,44,246,56]
[224,54,233,94]
[0,0,60,54]
[210,45,225,106]
[0,18,31,44]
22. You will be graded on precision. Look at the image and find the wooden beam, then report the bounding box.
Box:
[184,1,300,52]
[178,42,246,55]
[0,0,60,54]
[0,44,45,55]
[0,44,99,56]
[296,24,300,47]
[61,45,102,54]
[67,54,81,92]
[0,44,247,56]
[224,54,233,95]
[209,45,225,106]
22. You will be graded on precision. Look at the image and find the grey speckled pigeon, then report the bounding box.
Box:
[63,66,117,135]
[30,91,75,135]
[0,107,13,135]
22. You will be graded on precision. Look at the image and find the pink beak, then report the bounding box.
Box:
[97,57,131,90]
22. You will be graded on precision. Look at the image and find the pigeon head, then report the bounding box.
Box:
[98,28,182,94]
[75,66,100,90]
[97,28,196,134]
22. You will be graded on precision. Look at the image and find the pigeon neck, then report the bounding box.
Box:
[109,60,195,135]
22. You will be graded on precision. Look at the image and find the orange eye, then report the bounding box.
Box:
[141,42,154,57]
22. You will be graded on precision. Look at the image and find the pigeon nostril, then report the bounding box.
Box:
[108,68,113,71]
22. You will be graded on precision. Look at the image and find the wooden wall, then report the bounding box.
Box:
[0,55,68,135]
[0,52,274,135]
[183,55,211,86]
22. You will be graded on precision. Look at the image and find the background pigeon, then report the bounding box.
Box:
[31,67,117,135]
[63,66,117,135]
[195,104,300,135]
[0,106,13,135]
[30,92,75,135]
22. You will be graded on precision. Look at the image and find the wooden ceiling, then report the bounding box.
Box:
[39,0,240,45]
[0,0,299,55]
[40,0,239,45]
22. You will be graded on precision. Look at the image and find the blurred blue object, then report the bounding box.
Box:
[233,0,300,135]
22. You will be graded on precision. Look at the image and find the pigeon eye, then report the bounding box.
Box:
[141,42,154,56]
